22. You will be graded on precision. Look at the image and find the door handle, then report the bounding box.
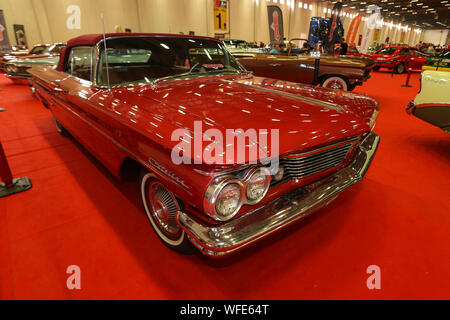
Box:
[269,63,281,67]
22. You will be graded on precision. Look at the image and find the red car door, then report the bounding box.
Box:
[397,48,411,68]
[410,50,428,70]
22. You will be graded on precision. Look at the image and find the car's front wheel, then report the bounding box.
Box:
[321,76,349,91]
[394,62,405,74]
[140,171,195,254]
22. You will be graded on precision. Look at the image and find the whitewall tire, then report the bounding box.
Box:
[140,171,194,254]
[321,76,349,91]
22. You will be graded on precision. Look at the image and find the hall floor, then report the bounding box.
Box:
[0,71,449,299]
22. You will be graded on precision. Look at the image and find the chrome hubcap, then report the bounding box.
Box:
[147,181,180,237]
[328,81,343,89]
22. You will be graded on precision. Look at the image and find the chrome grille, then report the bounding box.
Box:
[280,143,353,180]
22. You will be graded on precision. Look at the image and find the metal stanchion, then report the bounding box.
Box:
[313,57,320,85]
[0,133,32,197]
[401,67,413,87]
[391,66,395,78]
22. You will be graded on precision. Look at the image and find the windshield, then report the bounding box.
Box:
[30,45,49,54]
[224,40,248,49]
[49,44,66,54]
[97,36,246,87]
[376,47,398,55]
[438,50,450,58]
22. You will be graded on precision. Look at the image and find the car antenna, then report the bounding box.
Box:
[100,13,111,92]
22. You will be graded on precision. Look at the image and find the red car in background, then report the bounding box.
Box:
[371,46,429,73]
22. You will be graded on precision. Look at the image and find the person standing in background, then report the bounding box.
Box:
[339,38,348,55]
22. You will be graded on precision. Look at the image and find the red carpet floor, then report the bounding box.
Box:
[0,71,449,299]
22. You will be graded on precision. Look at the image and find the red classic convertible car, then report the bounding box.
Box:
[371,46,429,73]
[29,33,380,257]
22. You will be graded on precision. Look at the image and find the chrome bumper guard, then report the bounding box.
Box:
[177,132,380,257]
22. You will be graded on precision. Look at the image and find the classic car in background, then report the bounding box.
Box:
[29,33,379,257]
[234,51,375,91]
[0,45,29,57]
[422,49,450,72]
[5,55,62,81]
[334,44,369,57]
[371,46,429,73]
[406,70,450,134]
[0,43,65,73]
[223,39,262,53]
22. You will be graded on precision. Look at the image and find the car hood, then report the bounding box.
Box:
[112,74,378,164]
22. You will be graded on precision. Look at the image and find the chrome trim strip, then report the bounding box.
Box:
[5,74,30,79]
[177,132,379,257]
[232,81,347,112]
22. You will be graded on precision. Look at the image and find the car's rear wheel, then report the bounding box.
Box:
[372,66,380,71]
[54,118,70,137]
[140,171,195,254]
[321,76,349,91]
[394,62,405,74]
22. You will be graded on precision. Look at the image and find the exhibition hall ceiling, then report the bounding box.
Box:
[324,0,450,29]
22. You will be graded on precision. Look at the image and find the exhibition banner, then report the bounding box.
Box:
[346,14,362,45]
[360,5,380,54]
[325,2,343,53]
[267,6,284,43]
[0,10,11,54]
[13,24,28,48]
[214,0,228,31]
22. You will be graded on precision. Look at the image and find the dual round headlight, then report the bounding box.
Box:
[204,167,271,221]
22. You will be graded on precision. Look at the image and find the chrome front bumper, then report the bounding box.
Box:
[177,132,380,257]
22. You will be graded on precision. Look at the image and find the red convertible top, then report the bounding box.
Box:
[56,33,220,71]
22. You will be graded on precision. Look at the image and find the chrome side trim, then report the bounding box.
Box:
[5,74,30,79]
[233,81,347,112]
[177,131,379,257]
